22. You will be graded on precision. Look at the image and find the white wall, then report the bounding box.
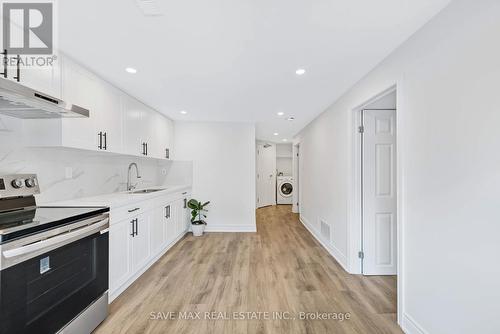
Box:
[174,122,256,232]
[276,144,292,176]
[296,1,500,333]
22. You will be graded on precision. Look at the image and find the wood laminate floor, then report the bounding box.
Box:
[95,205,401,334]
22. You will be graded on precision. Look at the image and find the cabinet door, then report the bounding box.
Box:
[3,23,61,98]
[165,203,176,244]
[153,113,173,159]
[174,199,188,237]
[109,220,133,294]
[123,96,147,156]
[150,206,166,256]
[94,80,123,153]
[60,57,97,150]
[18,57,62,99]
[165,117,174,159]
[149,112,165,159]
[131,213,150,272]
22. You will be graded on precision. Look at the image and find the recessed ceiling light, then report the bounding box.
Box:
[282,138,288,142]
[273,132,279,136]
[287,116,295,121]
[180,110,187,114]
[277,112,284,116]
[295,68,306,75]
[125,67,137,74]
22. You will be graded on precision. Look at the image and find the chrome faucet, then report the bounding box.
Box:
[127,163,141,191]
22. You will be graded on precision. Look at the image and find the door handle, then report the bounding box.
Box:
[165,148,169,159]
[0,49,7,78]
[103,132,107,150]
[183,198,187,208]
[145,143,148,156]
[135,218,138,236]
[130,219,135,237]
[98,132,102,149]
[165,205,170,219]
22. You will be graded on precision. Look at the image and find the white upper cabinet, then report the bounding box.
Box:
[123,95,173,159]
[3,22,61,98]
[60,56,123,153]
[122,95,148,157]
[59,57,98,151]
[150,111,173,159]
[92,79,123,153]
[24,54,173,158]
[17,56,62,99]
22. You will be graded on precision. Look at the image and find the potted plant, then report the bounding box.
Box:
[187,199,210,237]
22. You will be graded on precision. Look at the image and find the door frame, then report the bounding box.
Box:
[348,83,405,325]
[292,142,300,213]
[256,142,277,208]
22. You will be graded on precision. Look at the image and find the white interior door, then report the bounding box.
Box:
[362,109,397,275]
[256,144,276,208]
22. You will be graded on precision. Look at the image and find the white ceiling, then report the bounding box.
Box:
[57,0,450,143]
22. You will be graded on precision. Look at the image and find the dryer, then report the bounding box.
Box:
[277,176,293,204]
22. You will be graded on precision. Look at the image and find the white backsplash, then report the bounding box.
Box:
[0,115,192,204]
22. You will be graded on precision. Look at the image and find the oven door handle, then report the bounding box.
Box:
[3,218,109,259]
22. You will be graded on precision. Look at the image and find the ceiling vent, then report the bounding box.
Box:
[136,0,163,16]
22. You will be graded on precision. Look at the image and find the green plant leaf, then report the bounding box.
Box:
[187,199,198,209]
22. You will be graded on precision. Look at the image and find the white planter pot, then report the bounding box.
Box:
[192,224,205,237]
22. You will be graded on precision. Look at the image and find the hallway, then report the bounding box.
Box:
[95,205,400,334]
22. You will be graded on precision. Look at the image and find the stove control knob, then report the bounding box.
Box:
[25,178,37,188]
[11,178,24,189]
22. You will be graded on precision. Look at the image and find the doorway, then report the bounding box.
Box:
[359,91,397,275]
[256,143,276,208]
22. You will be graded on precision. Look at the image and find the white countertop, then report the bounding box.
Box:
[44,185,191,210]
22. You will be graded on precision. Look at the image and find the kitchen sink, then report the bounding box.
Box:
[129,188,165,194]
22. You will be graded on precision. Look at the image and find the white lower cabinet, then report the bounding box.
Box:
[108,217,132,294]
[109,191,191,301]
[131,213,151,272]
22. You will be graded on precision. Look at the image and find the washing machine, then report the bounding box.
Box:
[277,176,294,204]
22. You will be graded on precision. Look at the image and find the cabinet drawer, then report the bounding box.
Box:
[110,201,152,224]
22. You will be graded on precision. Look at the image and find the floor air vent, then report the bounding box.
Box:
[320,220,330,242]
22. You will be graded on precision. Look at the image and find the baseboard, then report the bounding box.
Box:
[299,216,349,272]
[401,313,428,334]
[204,224,257,232]
[109,230,188,303]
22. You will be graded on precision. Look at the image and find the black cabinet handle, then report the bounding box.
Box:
[103,132,107,150]
[142,142,146,155]
[183,198,187,208]
[130,219,135,237]
[128,207,140,213]
[165,205,170,219]
[13,55,20,82]
[0,49,7,78]
[165,148,169,159]
[145,143,148,156]
[98,132,102,149]
[135,218,138,236]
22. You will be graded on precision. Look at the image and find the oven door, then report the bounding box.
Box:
[0,215,109,334]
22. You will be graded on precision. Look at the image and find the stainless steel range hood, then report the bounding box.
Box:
[0,78,89,119]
